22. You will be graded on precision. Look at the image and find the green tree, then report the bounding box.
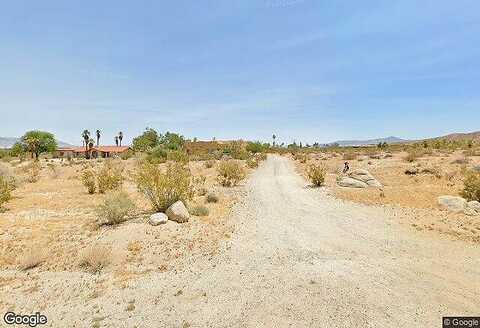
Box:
[246,141,268,154]
[160,132,185,150]
[21,130,57,160]
[132,128,159,152]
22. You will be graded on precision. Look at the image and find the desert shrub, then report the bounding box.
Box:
[193,175,207,196]
[306,163,326,187]
[256,153,267,161]
[17,248,45,271]
[461,171,480,202]
[167,150,189,164]
[47,163,60,179]
[97,160,124,193]
[96,191,135,225]
[421,166,442,179]
[0,175,14,209]
[134,161,193,212]
[223,141,249,160]
[404,149,423,162]
[293,153,307,163]
[217,160,246,187]
[120,149,134,160]
[81,168,96,194]
[206,193,219,203]
[79,244,112,273]
[204,160,215,169]
[246,157,259,168]
[146,145,168,164]
[343,152,357,161]
[245,141,268,154]
[24,161,41,183]
[189,204,209,216]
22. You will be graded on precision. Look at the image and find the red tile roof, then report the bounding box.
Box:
[58,146,130,153]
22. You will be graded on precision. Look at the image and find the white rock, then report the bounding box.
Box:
[348,169,382,187]
[166,201,190,223]
[149,213,168,226]
[438,196,467,213]
[337,177,368,188]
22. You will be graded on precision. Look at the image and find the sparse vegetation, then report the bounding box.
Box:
[17,248,45,270]
[206,192,219,203]
[189,204,209,216]
[0,175,14,210]
[204,160,215,168]
[246,157,259,168]
[96,191,135,225]
[134,161,193,212]
[306,163,326,187]
[25,160,41,183]
[81,167,96,194]
[79,244,112,273]
[217,160,246,187]
[97,160,124,193]
[404,149,423,162]
[461,170,480,202]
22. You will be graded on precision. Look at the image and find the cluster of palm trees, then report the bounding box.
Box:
[81,130,124,159]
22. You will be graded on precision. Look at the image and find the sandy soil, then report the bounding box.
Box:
[2,155,479,327]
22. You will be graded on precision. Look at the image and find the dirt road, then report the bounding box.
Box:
[4,155,479,327]
[131,155,479,327]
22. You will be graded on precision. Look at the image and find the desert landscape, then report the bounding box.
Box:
[1,130,480,327]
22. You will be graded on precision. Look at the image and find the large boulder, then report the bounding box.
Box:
[149,213,168,226]
[438,196,467,213]
[166,201,190,223]
[348,169,382,187]
[337,177,368,188]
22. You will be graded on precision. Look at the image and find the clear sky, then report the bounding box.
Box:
[1,1,479,145]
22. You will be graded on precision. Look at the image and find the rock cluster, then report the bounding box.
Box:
[337,169,382,189]
[438,196,480,216]
[148,200,190,225]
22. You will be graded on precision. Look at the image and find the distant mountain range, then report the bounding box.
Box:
[328,136,409,147]
[0,137,72,149]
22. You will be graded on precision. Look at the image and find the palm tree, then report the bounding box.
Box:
[118,131,123,146]
[115,136,119,147]
[272,134,276,147]
[88,138,95,158]
[96,130,101,147]
[82,130,91,159]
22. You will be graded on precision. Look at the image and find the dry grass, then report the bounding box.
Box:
[217,160,246,187]
[17,248,46,270]
[79,244,112,273]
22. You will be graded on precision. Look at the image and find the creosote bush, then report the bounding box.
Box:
[81,168,96,194]
[189,204,209,216]
[134,161,193,212]
[0,175,15,210]
[97,160,124,193]
[306,163,326,187]
[404,149,423,162]
[217,160,246,187]
[96,191,135,225]
[461,171,480,202]
[25,161,41,183]
[246,157,259,168]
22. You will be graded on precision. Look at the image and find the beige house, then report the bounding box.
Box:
[56,146,130,158]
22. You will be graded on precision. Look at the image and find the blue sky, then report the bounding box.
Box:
[1,0,479,145]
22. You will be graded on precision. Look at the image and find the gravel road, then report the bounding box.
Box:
[5,155,479,327]
[134,154,479,327]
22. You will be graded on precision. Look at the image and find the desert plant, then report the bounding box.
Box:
[206,192,219,203]
[189,204,209,216]
[306,163,326,187]
[246,157,259,168]
[47,163,60,179]
[79,244,112,273]
[0,175,14,209]
[461,171,480,202]
[193,175,207,196]
[134,161,193,212]
[25,161,41,183]
[167,150,189,164]
[404,149,423,162]
[217,160,246,187]
[96,191,135,225]
[343,152,357,161]
[97,160,124,193]
[17,248,45,270]
[293,153,307,163]
[81,168,96,194]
